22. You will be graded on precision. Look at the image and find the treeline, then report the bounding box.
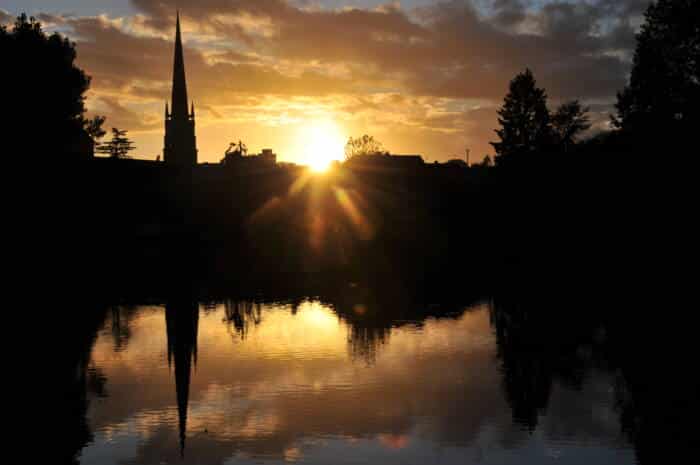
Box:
[12,0,700,292]
[477,0,698,285]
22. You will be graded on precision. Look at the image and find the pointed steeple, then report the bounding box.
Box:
[163,10,197,166]
[171,10,189,120]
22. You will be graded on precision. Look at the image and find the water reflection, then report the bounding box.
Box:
[223,300,261,340]
[165,300,199,456]
[50,292,693,465]
[41,302,108,465]
[109,306,140,352]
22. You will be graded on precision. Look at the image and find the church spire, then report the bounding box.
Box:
[163,11,197,166]
[163,10,197,165]
[171,10,189,120]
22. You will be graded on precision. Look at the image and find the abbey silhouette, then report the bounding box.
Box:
[164,12,197,166]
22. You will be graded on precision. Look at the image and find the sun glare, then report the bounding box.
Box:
[303,120,345,172]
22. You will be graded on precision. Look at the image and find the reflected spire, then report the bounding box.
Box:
[165,300,199,457]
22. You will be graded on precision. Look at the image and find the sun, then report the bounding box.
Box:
[303,119,346,172]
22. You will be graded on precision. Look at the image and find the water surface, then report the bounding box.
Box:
[64,298,642,465]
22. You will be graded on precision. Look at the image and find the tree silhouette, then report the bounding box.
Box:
[479,155,493,167]
[344,135,387,160]
[221,140,248,164]
[84,115,107,143]
[552,100,591,152]
[491,69,551,164]
[225,140,248,157]
[1,14,94,157]
[614,0,700,135]
[97,128,136,158]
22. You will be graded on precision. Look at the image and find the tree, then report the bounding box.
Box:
[225,140,248,157]
[97,128,135,158]
[1,14,93,157]
[222,140,248,164]
[491,69,551,164]
[551,100,591,152]
[614,0,700,135]
[479,155,494,168]
[344,135,387,160]
[84,115,107,143]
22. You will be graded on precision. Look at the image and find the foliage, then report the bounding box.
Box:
[614,0,700,134]
[1,14,93,156]
[344,135,387,160]
[97,128,136,158]
[84,115,107,142]
[491,69,551,164]
[551,100,591,151]
[225,140,248,157]
[479,155,493,167]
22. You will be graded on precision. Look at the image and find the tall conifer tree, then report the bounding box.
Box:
[491,69,551,164]
[614,0,700,135]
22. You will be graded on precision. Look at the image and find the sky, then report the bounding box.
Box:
[0,1,649,165]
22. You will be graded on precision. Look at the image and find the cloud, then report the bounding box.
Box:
[17,0,644,162]
[125,1,638,99]
[490,0,528,27]
[0,9,12,26]
[94,96,161,132]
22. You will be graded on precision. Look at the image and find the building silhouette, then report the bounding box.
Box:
[164,12,197,166]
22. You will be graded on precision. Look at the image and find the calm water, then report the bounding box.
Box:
[59,298,646,465]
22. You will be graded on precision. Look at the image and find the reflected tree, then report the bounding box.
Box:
[41,303,109,464]
[490,299,554,431]
[346,324,390,365]
[109,305,138,351]
[223,300,262,340]
[490,291,599,431]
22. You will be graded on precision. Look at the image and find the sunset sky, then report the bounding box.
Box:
[0,1,648,165]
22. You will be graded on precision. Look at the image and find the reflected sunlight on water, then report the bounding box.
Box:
[77,301,635,465]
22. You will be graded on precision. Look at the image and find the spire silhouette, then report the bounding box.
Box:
[170,11,189,120]
[163,10,198,165]
[165,300,199,457]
